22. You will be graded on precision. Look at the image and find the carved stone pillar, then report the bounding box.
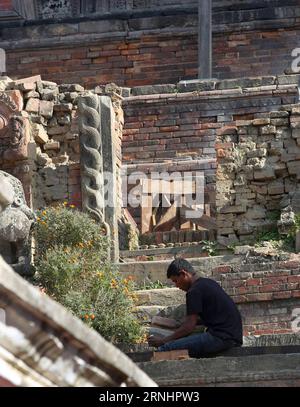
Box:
[78,94,120,261]
[0,170,36,276]
[100,96,119,261]
[0,90,32,206]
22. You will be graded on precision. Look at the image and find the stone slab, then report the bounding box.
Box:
[138,353,300,386]
[152,350,189,362]
[118,255,242,285]
[0,256,156,387]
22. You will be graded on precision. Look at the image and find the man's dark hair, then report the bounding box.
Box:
[167,258,196,278]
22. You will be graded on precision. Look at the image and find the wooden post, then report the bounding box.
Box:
[198,0,212,79]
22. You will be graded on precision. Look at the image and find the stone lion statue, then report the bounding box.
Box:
[0,170,36,275]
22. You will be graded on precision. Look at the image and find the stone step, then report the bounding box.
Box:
[119,254,242,286]
[134,288,185,326]
[120,243,227,261]
[134,287,185,306]
[128,344,300,363]
[137,353,300,386]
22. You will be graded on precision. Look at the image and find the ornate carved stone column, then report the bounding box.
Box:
[78,94,111,253]
[100,96,119,261]
[0,90,32,206]
[0,170,36,276]
[78,93,120,261]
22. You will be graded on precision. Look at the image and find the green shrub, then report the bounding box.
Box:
[35,203,107,256]
[255,226,295,252]
[34,204,144,344]
[200,240,218,256]
[288,213,300,237]
[138,280,167,290]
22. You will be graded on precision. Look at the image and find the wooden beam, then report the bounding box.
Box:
[141,195,153,234]
[180,206,217,230]
[154,203,178,232]
[198,0,212,79]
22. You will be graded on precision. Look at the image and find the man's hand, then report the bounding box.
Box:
[147,334,165,348]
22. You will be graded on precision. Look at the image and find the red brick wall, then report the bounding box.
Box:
[0,0,12,10]
[212,260,300,336]
[122,82,297,163]
[123,109,216,162]
[5,27,300,87]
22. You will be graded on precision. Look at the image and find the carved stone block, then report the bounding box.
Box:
[0,171,36,275]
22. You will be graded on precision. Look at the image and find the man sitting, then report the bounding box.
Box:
[148,258,243,358]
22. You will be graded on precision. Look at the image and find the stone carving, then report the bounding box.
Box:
[0,92,17,112]
[109,0,162,10]
[36,0,80,19]
[0,171,36,275]
[110,0,127,10]
[8,115,25,149]
[2,115,29,162]
[0,113,8,130]
[78,94,110,236]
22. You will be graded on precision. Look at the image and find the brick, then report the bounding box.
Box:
[277,261,300,269]
[287,276,300,283]
[272,291,292,300]
[44,141,60,151]
[235,286,248,295]
[246,293,273,302]
[261,276,288,285]
[212,266,232,274]
[39,101,54,118]
[26,98,40,114]
[259,284,286,293]
[152,350,189,362]
[246,278,261,286]
[292,290,300,298]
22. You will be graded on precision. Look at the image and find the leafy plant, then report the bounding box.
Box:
[266,210,281,222]
[34,204,144,344]
[125,223,139,251]
[255,226,295,252]
[138,280,167,290]
[200,240,218,256]
[255,227,281,244]
[288,213,300,237]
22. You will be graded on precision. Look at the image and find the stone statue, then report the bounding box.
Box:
[0,170,36,275]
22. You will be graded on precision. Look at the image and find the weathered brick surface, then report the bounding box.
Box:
[0,0,12,11]
[216,98,300,244]
[211,259,300,336]
[2,2,300,87]
[121,79,298,230]
[0,78,123,213]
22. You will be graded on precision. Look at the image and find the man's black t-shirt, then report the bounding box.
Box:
[186,277,243,344]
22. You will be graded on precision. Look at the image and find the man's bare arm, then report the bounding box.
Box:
[148,314,198,347]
